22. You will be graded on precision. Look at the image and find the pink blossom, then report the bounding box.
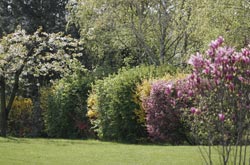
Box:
[226,74,233,81]
[165,84,173,95]
[196,77,201,84]
[187,53,204,68]
[209,41,217,49]
[229,82,235,91]
[241,56,250,64]
[195,109,201,115]
[189,74,195,80]
[209,36,224,50]
[188,90,194,97]
[166,83,173,90]
[217,36,224,45]
[218,113,225,121]
[225,47,235,55]
[145,36,250,142]
[215,54,223,64]
[203,67,210,74]
[242,48,250,56]
[238,76,244,82]
[190,107,201,115]
[190,107,196,114]
[206,49,215,57]
[177,90,183,98]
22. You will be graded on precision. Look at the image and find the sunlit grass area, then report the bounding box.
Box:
[0,137,248,165]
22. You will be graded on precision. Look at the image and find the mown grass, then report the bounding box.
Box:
[0,137,247,165]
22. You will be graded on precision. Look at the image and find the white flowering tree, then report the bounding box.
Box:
[0,27,83,137]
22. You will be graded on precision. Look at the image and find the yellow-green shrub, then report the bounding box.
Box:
[133,80,151,125]
[88,65,176,142]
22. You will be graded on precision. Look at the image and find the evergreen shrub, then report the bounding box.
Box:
[41,72,94,138]
[87,65,175,142]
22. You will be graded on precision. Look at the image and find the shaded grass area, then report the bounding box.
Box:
[0,137,228,165]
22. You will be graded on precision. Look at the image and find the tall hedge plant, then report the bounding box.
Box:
[88,65,175,142]
[42,72,94,138]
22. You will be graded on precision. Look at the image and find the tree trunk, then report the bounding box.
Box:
[0,45,35,137]
[0,77,7,137]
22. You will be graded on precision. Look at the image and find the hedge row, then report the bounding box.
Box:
[40,72,94,138]
[10,37,250,146]
[87,65,175,142]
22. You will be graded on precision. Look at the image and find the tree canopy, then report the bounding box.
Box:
[67,0,250,67]
[67,0,191,66]
[0,27,83,136]
[185,0,250,50]
[0,0,69,36]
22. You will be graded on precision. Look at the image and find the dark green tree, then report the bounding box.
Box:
[0,0,71,36]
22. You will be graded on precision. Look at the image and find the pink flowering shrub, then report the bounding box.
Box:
[188,37,250,143]
[184,37,250,164]
[143,76,202,143]
[144,36,250,150]
[143,80,183,143]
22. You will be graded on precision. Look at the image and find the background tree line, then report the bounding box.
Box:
[0,0,250,138]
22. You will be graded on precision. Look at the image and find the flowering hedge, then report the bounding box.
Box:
[135,74,188,143]
[143,37,250,146]
[144,80,184,143]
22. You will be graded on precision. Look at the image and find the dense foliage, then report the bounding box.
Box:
[41,72,94,138]
[186,0,250,50]
[87,65,175,142]
[0,27,83,136]
[137,37,250,163]
[8,97,33,137]
[0,0,70,35]
[1,4,250,162]
[141,74,191,144]
[0,0,81,136]
[67,0,190,66]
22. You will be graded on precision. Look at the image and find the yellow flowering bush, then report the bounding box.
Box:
[87,93,98,119]
[133,80,151,125]
[8,97,33,137]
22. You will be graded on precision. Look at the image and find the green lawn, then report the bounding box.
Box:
[0,137,244,165]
